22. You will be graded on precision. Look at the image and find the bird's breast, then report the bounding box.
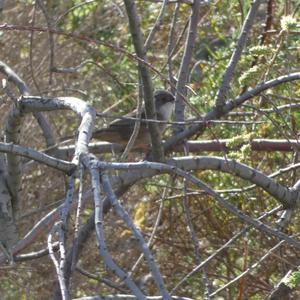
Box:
[158,102,174,120]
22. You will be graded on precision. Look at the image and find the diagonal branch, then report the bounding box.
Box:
[0,142,75,173]
[144,0,169,51]
[165,72,300,151]
[214,0,262,107]
[95,160,300,249]
[101,174,172,299]
[89,163,146,299]
[171,206,282,293]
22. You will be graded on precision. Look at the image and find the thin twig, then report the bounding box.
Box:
[36,0,55,84]
[171,206,282,293]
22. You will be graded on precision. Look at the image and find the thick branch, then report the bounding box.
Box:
[97,157,299,208]
[55,139,300,159]
[0,156,18,252]
[124,0,164,161]
[19,96,96,164]
[0,142,74,173]
[95,160,300,249]
[0,61,55,146]
[6,153,299,267]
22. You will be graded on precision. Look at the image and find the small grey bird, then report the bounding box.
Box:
[93,90,174,148]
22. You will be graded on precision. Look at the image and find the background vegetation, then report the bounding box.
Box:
[1,0,300,299]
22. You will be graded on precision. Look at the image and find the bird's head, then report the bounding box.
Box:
[154,90,175,121]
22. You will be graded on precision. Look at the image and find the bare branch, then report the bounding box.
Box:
[165,72,300,150]
[173,0,201,134]
[48,222,70,300]
[95,160,300,249]
[0,61,30,95]
[55,139,300,160]
[0,142,75,173]
[0,156,18,253]
[98,157,297,207]
[101,174,171,299]
[144,0,169,51]
[124,0,165,161]
[75,265,128,293]
[215,0,262,107]
[73,295,194,300]
[14,242,59,262]
[0,61,56,146]
[89,161,146,299]
[19,96,96,164]
[171,206,282,293]
[54,174,76,300]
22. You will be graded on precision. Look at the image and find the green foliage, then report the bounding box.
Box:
[281,15,298,31]
[226,132,255,148]
[284,270,300,289]
[239,65,264,86]
[69,1,98,28]
[248,45,273,57]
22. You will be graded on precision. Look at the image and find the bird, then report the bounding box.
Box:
[92,90,175,149]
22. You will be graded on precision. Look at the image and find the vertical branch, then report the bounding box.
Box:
[71,165,84,271]
[89,161,145,298]
[36,0,55,84]
[48,222,69,300]
[29,1,41,94]
[124,0,164,161]
[167,2,180,93]
[0,155,18,256]
[214,0,262,108]
[60,174,76,229]
[120,87,143,161]
[0,62,28,217]
[53,210,96,300]
[4,105,22,217]
[173,0,201,135]
[54,186,131,299]
[50,174,76,300]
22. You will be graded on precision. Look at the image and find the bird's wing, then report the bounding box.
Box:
[108,108,146,129]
